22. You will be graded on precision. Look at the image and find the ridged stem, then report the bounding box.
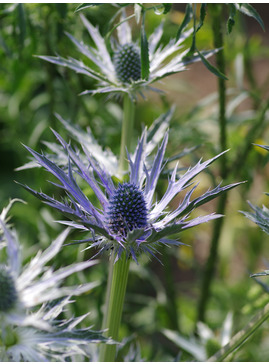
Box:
[99,254,130,362]
[207,301,269,361]
[197,4,228,324]
[100,94,135,361]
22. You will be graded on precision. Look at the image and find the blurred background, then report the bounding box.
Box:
[1,3,269,361]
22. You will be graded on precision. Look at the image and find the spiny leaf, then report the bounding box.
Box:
[236,4,265,32]
[196,48,228,80]
[253,144,269,152]
[251,270,269,278]
[75,3,104,13]
[196,4,207,32]
[176,3,193,41]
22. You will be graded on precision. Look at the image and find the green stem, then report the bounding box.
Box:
[118,94,135,177]
[99,254,130,362]
[197,4,227,324]
[197,193,227,323]
[207,301,269,361]
[230,100,269,178]
[100,94,135,361]
[101,256,114,331]
[212,6,228,180]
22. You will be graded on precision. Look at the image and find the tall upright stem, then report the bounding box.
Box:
[197,4,228,324]
[99,253,130,362]
[100,94,135,361]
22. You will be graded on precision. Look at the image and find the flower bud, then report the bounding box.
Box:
[113,43,141,84]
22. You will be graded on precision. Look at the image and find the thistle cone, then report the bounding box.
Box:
[0,266,18,312]
[113,43,141,84]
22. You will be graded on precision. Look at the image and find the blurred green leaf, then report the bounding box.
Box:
[163,329,206,361]
[0,34,12,57]
[196,3,207,32]
[163,4,172,14]
[196,48,229,80]
[141,12,149,80]
[17,3,26,50]
[75,3,104,12]
[235,4,265,32]
[227,4,237,34]
[176,3,193,41]
[0,3,18,18]
[55,3,68,18]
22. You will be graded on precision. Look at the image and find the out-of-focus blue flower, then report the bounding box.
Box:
[241,144,269,281]
[0,200,109,361]
[21,121,240,263]
[38,13,216,100]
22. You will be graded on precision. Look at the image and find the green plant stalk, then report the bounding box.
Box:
[118,94,135,176]
[230,100,269,178]
[99,253,130,362]
[197,194,227,324]
[100,94,135,361]
[197,4,228,324]
[101,256,114,331]
[207,301,269,361]
[161,245,180,331]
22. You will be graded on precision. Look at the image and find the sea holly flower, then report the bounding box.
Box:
[0,219,98,318]
[20,125,241,263]
[0,201,109,361]
[38,13,217,100]
[241,144,269,236]
[241,144,269,279]
[0,297,109,362]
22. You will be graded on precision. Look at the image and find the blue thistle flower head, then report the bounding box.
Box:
[20,112,242,263]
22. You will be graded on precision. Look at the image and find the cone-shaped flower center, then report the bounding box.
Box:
[113,43,141,84]
[0,266,18,312]
[107,183,148,237]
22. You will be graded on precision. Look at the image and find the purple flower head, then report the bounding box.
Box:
[20,117,241,263]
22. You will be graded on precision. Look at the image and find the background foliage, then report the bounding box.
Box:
[1,3,269,361]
